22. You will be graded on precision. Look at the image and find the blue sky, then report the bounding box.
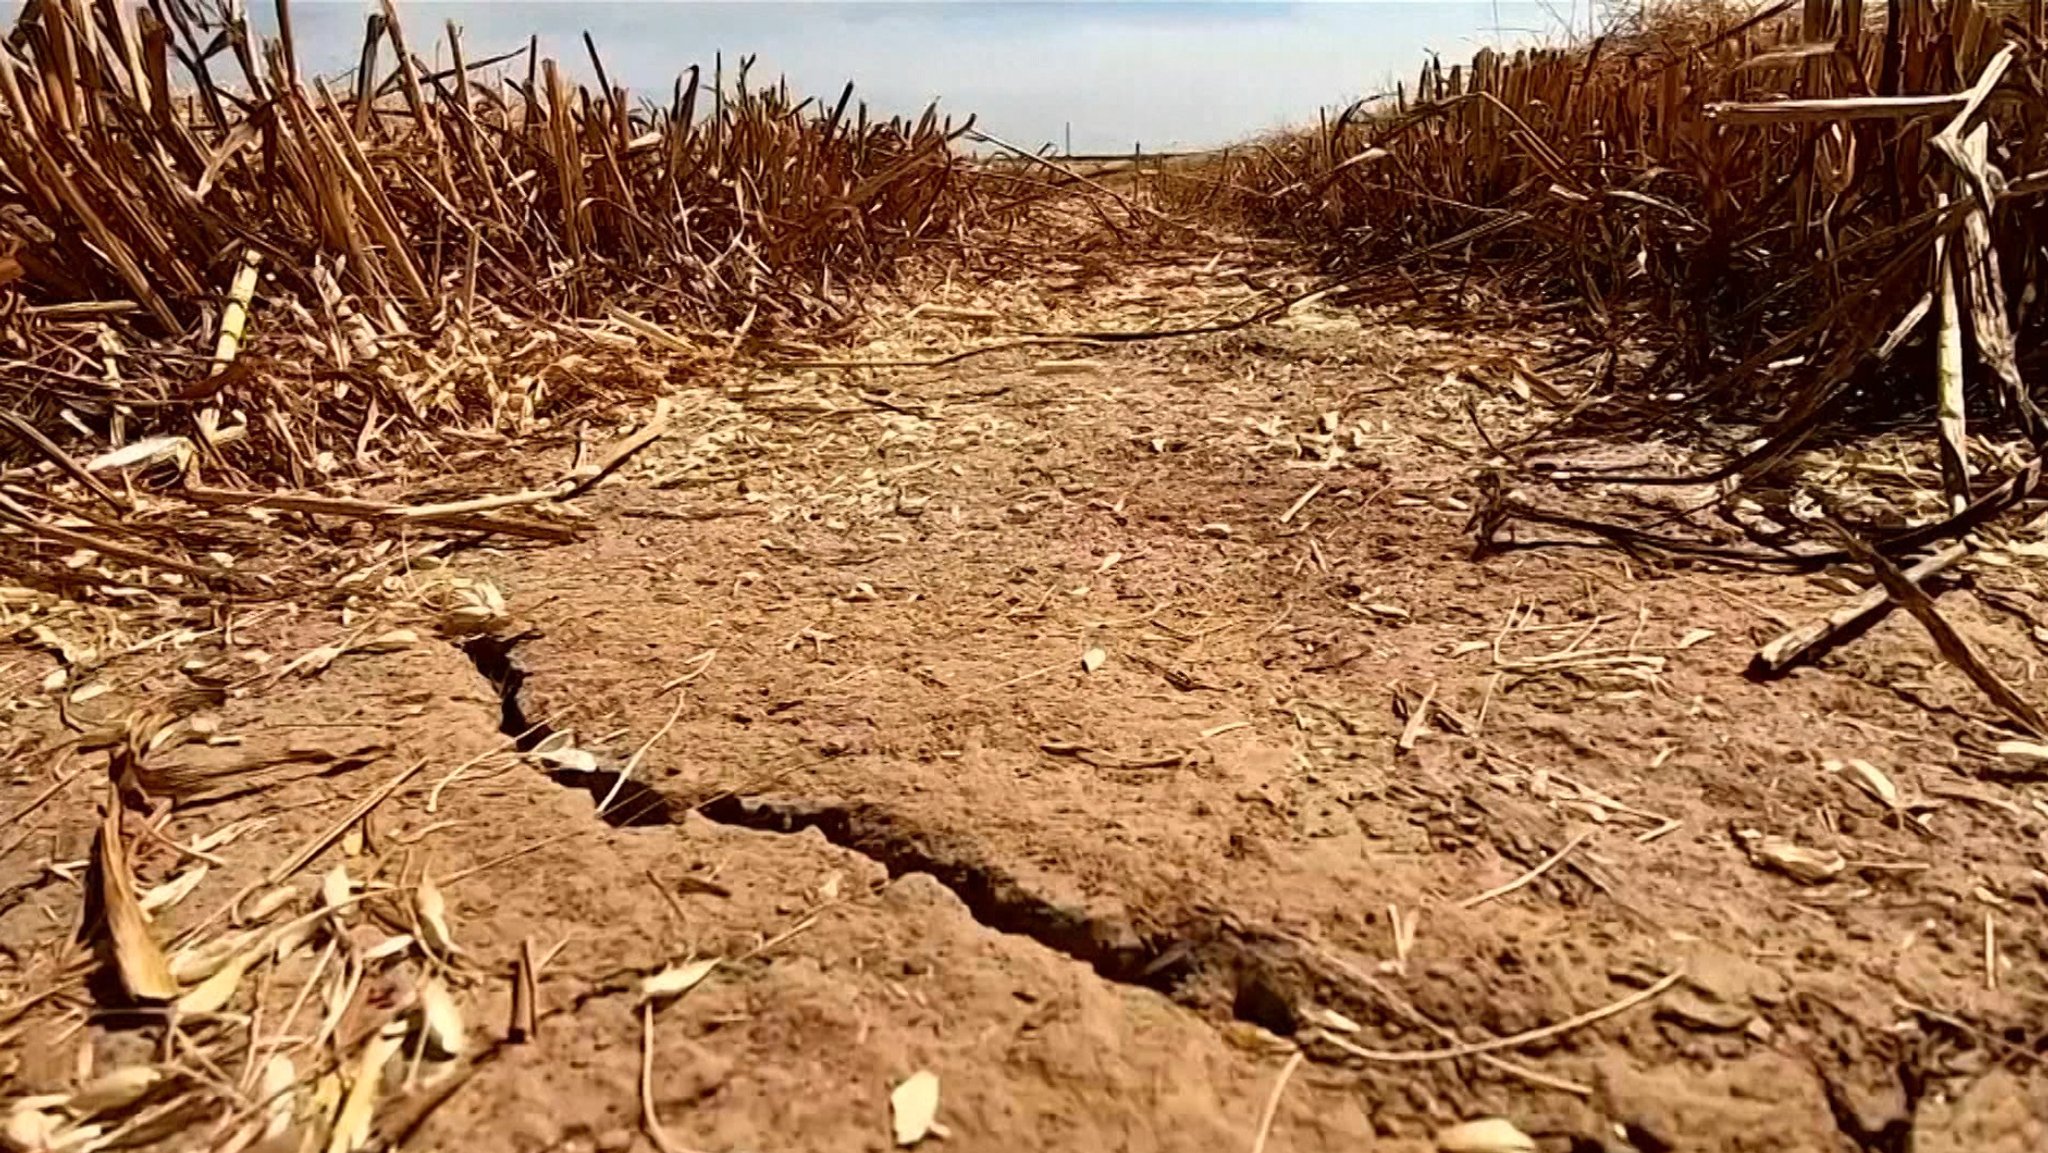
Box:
[263,2,1584,152]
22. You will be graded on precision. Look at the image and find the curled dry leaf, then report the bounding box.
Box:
[355,629,418,654]
[138,864,208,915]
[1741,831,1846,885]
[169,929,260,985]
[326,1022,406,1153]
[1436,1117,1537,1153]
[240,884,299,923]
[416,874,458,956]
[890,1070,941,1147]
[1827,758,1901,810]
[1996,739,2048,763]
[640,958,719,1002]
[363,934,416,963]
[430,578,508,636]
[3,1104,61,1153]
[289,644,347,678]
[321,865,352,914]
[66,1066,163,1117]
[417,978,465,1058]
[533,745,599,773]
[176,947,259,1015]
[259,1056,296,1140]
[193,817,271,853]
[92,798,178,1002]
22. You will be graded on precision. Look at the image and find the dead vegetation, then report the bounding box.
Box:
[1154,0,2048,737]
[5,1,2048,1150]
[1162,0,2045,487]
[0,0,1002,606]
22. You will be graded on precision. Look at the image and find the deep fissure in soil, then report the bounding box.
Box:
[457,636,1312,1035]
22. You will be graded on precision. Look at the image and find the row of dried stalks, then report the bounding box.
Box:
[1159,0,2048,561]
[0,0,1018,599]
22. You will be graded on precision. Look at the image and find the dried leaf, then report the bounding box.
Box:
[362,934,416,962]
[1436,1117,1537,1153]
[890,1070,940,1147]
[3,1105,62,1153]
[239,888,296,925]
[259,1056,296,1141]
[534,746,599,773]
[177,947,258,1015]
[192,818,270,853]
[1996,739,2048,763]
[417,978,465,1058]
[326,1023,405,1153]
[290,645,346,678]
[321,865,352,915]
[169,929,260,985]
[138,864,208,915]
[640,958,719,1002]
[66,1066,163,1116]
[1081,646,1106,673]
[354,629,418,654]
[416,873,458,956]
[1743,832,1845,884]
[1677,628,1715,650]
[1827,758,1901,809]
[93,800,178,1002]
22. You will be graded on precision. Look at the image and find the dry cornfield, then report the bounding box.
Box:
[1160,0,2048,543]
[6,4,2048,1153]
[0,0,992,541]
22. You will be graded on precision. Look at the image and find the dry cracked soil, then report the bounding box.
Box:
[4,253,2046,1153]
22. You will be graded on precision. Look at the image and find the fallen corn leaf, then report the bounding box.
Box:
[354,629,418,654]
[1996,739,2048,763]
[1436,1117,1537,1153]
[890,1070,941,1147]
[92,798,178,1002]
[176,947,259,1014]
[417,977,465,1058]
[66,1066,163,1117]
[3,1104,62,1153]
[1827,758,1901,810]
[321,865,352,916]
[169,929,260,985]
[138,864,208,916]
[1742,832,1845,885]
[259,1056,295,1140]
[640,958,719,1002]
[362,934,416,963]
[326,1023,405,1153]
[416,873,458,956]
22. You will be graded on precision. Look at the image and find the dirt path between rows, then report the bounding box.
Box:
[5,252,2046,1152]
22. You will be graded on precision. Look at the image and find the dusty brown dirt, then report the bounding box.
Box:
[5,251,2047,1152]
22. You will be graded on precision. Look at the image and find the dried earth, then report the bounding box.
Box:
[4,253,2046,1153]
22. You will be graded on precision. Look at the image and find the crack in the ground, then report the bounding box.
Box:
[456,634,1323,1034]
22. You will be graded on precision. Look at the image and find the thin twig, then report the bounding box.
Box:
[1248,1051,1304,1153]
[1320,970,1683,1063]
[1458,831,1594,909]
